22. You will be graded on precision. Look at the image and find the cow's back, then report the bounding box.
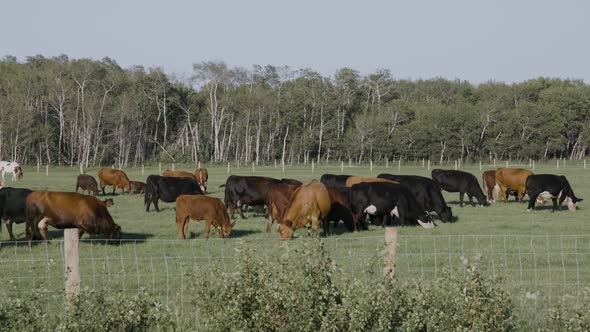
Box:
[345,176,398,187]
[496,168,533,188]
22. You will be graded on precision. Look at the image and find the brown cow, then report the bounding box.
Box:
[482,170,520,203]
[277,180,331,240]
[25,191,121,242]
[175,195,234,239]
[162,170,197,181]
[129,181,146,194]
[345,176,399,187]
[98,168,131,195]
[76,174,100,195]
[495,168,534,203]
[195,168,209,193]
[267,182,301,232]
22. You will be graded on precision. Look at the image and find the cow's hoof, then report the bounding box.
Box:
[526,209,531,212]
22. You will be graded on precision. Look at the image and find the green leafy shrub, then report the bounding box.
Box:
[546,288,590,332]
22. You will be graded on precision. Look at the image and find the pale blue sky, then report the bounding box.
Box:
[2,0,588,83]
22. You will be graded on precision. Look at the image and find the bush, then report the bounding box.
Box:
[546,288,590,331]
[190,243,517,331]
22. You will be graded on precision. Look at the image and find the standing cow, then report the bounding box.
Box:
[25,191,121,242]
[0,161,23,182]
[495,168,533,203]
[144,175,203,212]
[431,169,487,207]
[76,174,100,195]
[320,174,353,189]
[526,174,583,211]
[195,168,209,193]
[0,187,33,240]
[98,168,131,195]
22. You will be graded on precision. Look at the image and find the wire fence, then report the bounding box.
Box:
[1,234,589,328]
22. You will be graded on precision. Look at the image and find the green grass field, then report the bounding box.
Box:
[1,162,589,329]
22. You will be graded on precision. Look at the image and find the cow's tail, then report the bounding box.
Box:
[219,184,226,188]
[144,177,157,206]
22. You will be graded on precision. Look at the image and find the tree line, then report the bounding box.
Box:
[1,54,589,168]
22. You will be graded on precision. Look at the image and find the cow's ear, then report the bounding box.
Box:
[577,198,583,202]
[283,219,293,228]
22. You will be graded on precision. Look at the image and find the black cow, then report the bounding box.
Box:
[320,174,353,189]
[431,169,487,207]
[144,175,203,212]
[224,175,302,220]
[526,174,583,211]
[0,187,33,240]
[349,182,435,229]
[378,174,453,222]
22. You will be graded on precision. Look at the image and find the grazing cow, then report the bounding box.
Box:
[526,174,583,211]
[102,198,114,207]
[345,176,399,187]
[144,175,203,212]
[98,168,131,195]
[495,168,533,203]
[320,174,353,189]
[431,169,487,207]
[195,168,209,193]
[76,174,100,195]
[25,191,121,242]
[175,195,235,239]
[277,180,331,240]
[0,187,33,240]
[482,170,521,203]
[0,161,23,181]
[223,175,302,220]
[129,181,146,194]
[349,182,435,229]
[162,170,197,181]
[378,174,453,222]
[267,181,302,232]
[325,186,355,232]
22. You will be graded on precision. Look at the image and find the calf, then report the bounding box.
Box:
[76,174,100,195]
[431,169,487,207]
[129,181,146,194]
[378,173,453,222]
[175,195,234,239]
[526,174,583,211]
[267,182,301,232]
[277,180,331,240]
[98,168,131,195]
[144,175,203,212]
[25,191,121,242]
[0,187,33,240]
[349,182,435,229]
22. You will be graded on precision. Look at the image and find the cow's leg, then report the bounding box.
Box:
[237,205,247,219]
[177,216,188,239]
[6,220,16,241]
[153,199,160,212]
[468,194,475,206]
[184,222,189,238]
[321,218,329,237]
[78,229,85,239]
[204,221,212,240]
[527,193,538,210]
[552,198,559,212]
[37,217,50,241]
[228,204,236,220]
[112,185,116,195]
[459,192,465,207]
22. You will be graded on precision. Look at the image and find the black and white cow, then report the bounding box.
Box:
[349,182,435,229]
[0,187,33,240]
[526,174,582,211]
[431,169,488,207]
[378,173,453,222]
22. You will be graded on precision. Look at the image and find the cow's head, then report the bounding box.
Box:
[416,211,436,229]
[109,225,122,240]
[565,196,583,211]
[222,221,236,239]
[440,206,453,222]
[277,220,295,240]
[102,198,114,207]
[15,167,23,179]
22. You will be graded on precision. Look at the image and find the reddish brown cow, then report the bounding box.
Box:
[76,174,100,196]
[267,182,301,232]
[495,168,534,203]
[129,181,146,194]
[175,195,234,239]
[277,180,331,240]
[25,191,121,242]
[345,176,399,187]
[194,168,209,193]
[483,170,520,203]
[162,170,197,181]
[98,168,131,195]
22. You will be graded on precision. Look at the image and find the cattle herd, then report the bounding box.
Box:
[0,161,583,243]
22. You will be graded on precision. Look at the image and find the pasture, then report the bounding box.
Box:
[1,162,589,329]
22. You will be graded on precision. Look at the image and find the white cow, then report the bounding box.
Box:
[0,161,23,181]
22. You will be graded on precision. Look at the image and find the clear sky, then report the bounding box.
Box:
[2,0,588,83]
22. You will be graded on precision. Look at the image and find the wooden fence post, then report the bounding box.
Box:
[46,164,49,176]
[227,162,230,174]
[532,160,535,170]
[556,159,559,169]
[479,160,482,171]
[398,159,401,171]
[341,161,344,173]
[252,163,255,173]
[505,160,509,168]
[64,229,80,309]
[385,157,389,168]
[37,160,40,173]
[384,227,397,281]
[493,158,496,168]
[158,162,162,173]
[311,160,315,173]
[172,163,175,171]
[370,160,373,172]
